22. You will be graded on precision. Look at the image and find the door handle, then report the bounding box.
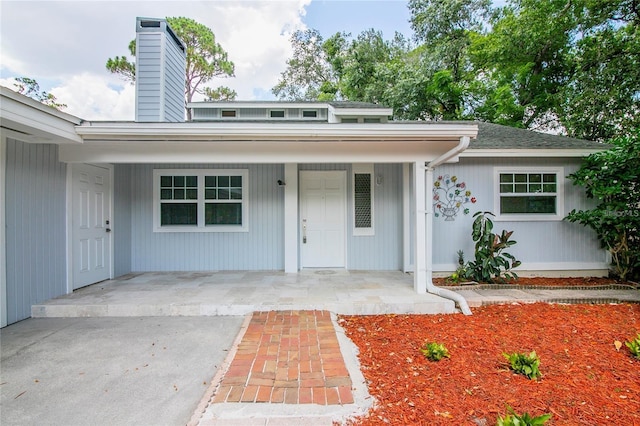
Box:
[106,228,111,233]
[302,219,307,244]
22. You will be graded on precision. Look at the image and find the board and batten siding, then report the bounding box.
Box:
[300,163,403,270]
[122,164,285,271]
[431,157,607,271]
[5,138,67,324]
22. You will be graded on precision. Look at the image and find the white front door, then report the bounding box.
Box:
[72,164,112,289]
[300,171,346,268]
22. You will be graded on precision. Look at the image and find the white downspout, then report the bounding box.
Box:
[425,136,472,315]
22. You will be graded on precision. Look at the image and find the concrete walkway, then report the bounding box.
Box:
[0,317,244,426]
[31,271,458,318]
[4,272,639,425]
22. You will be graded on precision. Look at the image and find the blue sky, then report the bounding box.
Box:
[0,1,412,119]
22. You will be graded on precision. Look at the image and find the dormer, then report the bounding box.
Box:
[188,102,328,121]
[327,102,393,123]
[187,101,393,123]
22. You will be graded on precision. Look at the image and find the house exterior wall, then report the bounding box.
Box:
[431,157,607,273]
[116,162,404,272]
[5,138,67,324]
[123,163,285,271]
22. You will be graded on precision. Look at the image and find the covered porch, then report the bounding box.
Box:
[31,270,459,318]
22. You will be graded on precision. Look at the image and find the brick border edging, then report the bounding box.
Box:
[442,284,639,291]
[479,298,640,306]
[187,313,253,426]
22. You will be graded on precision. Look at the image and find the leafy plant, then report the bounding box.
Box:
[565,130,640,281]
[503,351,542,380]
[464,211,521,283]
[420,341,450,361]
[497,407,551,426]
[447,250,468,284]
[626,334,640,360]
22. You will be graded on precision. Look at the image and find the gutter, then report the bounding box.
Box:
[425,136,473,315]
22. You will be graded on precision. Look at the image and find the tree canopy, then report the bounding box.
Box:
[13,77,66,110]
[273,0,639,141]
[106,17,236,118]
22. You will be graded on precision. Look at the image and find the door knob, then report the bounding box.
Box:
[106,228,111,233]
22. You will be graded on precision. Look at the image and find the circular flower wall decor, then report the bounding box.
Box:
[433,174,477,221]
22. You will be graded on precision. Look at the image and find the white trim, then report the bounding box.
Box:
[74,122,478,140]
[402,163,412,273]
[413,161,427,293]
[283,163,298,273]
[352,163,374,236]
[462,149,603,158]
[0,87,82,144]
[434,262,609,273]
[187,101,329,110]
[0,135,6,327]
[152,169,249,232]
[65,165,73,294]
[493,167,565,221]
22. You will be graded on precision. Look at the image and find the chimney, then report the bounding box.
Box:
[135,17,186,122]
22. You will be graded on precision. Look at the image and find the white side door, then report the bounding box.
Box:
[300,171,346,268]
[72,164,112,289]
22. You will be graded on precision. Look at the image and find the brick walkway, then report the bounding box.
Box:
[212,310,354,405]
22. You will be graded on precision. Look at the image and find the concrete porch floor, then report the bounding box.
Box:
[32,271,459,318]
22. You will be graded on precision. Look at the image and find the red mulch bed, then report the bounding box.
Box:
[339,302,640,425]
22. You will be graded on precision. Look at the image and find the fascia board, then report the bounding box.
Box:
[461,148,605,158]
[1,90,83,144]
[75,122,478,141]
[327,105,393,116]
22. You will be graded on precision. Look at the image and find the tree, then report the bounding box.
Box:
[469,0,578,130]
[560,1,640,140]
[272,29,337,101]
[106,17,235,118]
[565,130,640,281]
[204,86,238,102]
[13,77,66,110]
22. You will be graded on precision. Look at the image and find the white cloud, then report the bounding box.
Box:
[51,74,135,120]
[1,0,311,119]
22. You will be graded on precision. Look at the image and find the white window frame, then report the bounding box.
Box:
[153,169,249,232]
[269,109,286,119]
[494,167,564,221]
[353,163,375,236]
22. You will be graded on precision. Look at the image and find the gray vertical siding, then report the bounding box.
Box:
[5,138,67,324]
[113,164,132,276]
[135,20,186,123]
[300,163,403,270]
[128,164,284,271]
[431,157,606,270]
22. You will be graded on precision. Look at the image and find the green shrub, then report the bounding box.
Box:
[464,212,521,283]
[497,407,551,426]
[420,341,450,361]
[503,351,542,380]
[626,334,640,359]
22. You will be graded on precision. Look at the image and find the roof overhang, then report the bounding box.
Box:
[0,86,83,144]
[462,148,604,158]
[61,121,479,163]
